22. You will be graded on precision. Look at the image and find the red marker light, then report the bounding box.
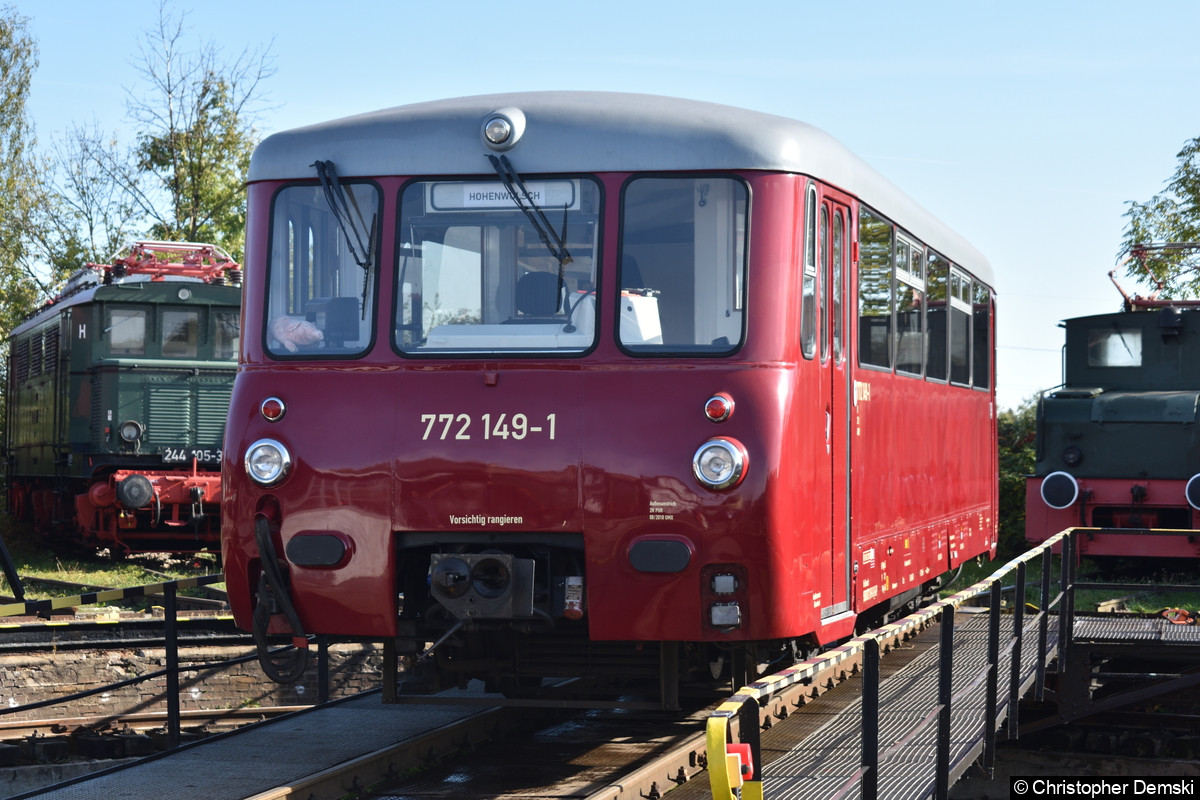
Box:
[704,394,734,422]
[260,397,286,422]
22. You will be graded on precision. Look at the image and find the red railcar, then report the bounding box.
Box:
[222,93,996,700]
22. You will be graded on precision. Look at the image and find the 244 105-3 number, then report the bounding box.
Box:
[420,413,556,441]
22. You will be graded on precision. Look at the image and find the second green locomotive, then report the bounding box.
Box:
[1026,274,1200,558]
[5,242,241,553]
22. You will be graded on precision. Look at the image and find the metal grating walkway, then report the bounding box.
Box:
[17,690,490,800]
[761,609,1055,800]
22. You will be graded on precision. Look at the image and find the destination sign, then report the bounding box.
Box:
[429,180,578,211]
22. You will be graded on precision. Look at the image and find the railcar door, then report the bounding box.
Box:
[821,193,853,618]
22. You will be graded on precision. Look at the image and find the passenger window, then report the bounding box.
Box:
[832,211,844,364]
[819,205,829,363]
[108,308,147,356]
[895,239,925,377]
[857,207,893,369]
[972,282,991,388]
[925,253,949,382]
[949,270,971,385]
[162,309,199,358]
[801,185,817,360]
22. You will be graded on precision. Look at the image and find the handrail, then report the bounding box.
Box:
[706,529,1073,800]
[0,575,329,752]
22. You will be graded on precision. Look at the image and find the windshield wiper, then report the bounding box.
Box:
[487,153,573,275]
[312,160,376,319]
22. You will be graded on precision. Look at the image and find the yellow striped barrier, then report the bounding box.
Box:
[0,574,224,618]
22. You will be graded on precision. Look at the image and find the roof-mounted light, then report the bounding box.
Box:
[481,107,526,152]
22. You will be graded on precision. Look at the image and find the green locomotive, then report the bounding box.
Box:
[1026,261,1200,558]
[5,242,241,553]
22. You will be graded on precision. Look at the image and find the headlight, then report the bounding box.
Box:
[692,437,747,490]
[245,438,292,486]
[1187,474,1200,511]
[118,420,144,443]
[1040,471,1079,510]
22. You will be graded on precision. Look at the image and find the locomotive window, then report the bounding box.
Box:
[395,178,600,354]
[925,253,949,382]
[1088,328,1142,367]
[800,185,817,360]
[619,176,747,354]
[214,309,240,360]
[108,308,146,356]
[857,207,893,369]
[949,269,971,386]
[162,310,199,358]
[895,238,925,377]
[972,282,991,389]
[266,181,380,357]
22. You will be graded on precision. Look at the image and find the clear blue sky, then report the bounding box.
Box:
[19,0,1200,410]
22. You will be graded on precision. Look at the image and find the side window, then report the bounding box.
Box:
[925,253,949,382]
[619,176,747,354]
[800,185,817,360]
[214,309,241,360]
[950,269,971,386]
[972,282,991,389]
[832,211,844,364]
[162,309,199,358]
[819,205,829,363]
[108,308,147,356]
[267,181,380,357]
[895,238,925,376]
[857,207,893,369]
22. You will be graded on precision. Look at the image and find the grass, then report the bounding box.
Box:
[0,516,222,606]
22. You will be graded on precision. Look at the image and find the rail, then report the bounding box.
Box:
[706,529,1075,800]
[0,575,331,750]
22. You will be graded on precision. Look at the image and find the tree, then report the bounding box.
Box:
[54,2,273,262]
[1120,137,1200,297]
[0,6,51,339]
[997,399,1037,558]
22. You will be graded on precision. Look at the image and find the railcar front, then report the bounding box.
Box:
[1026,304,1200,558]
[223,93,996,699]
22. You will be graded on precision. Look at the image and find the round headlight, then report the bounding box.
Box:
[1186,474,1200,511]
[1040,471,1079,510]
[693,437,747,490]
[118,420,144,443]
[245,438,292,486]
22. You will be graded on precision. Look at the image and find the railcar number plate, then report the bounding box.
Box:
[420,413,557,441]
[162,447,222,463]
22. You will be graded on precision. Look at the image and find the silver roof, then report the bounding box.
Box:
[250,92,992,283]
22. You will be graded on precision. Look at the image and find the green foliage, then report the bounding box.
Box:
[1121,136,1200,296]
[998,398,1037,558]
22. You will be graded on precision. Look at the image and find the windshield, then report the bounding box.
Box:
[395,178,600,354]
[265,181,380,357]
